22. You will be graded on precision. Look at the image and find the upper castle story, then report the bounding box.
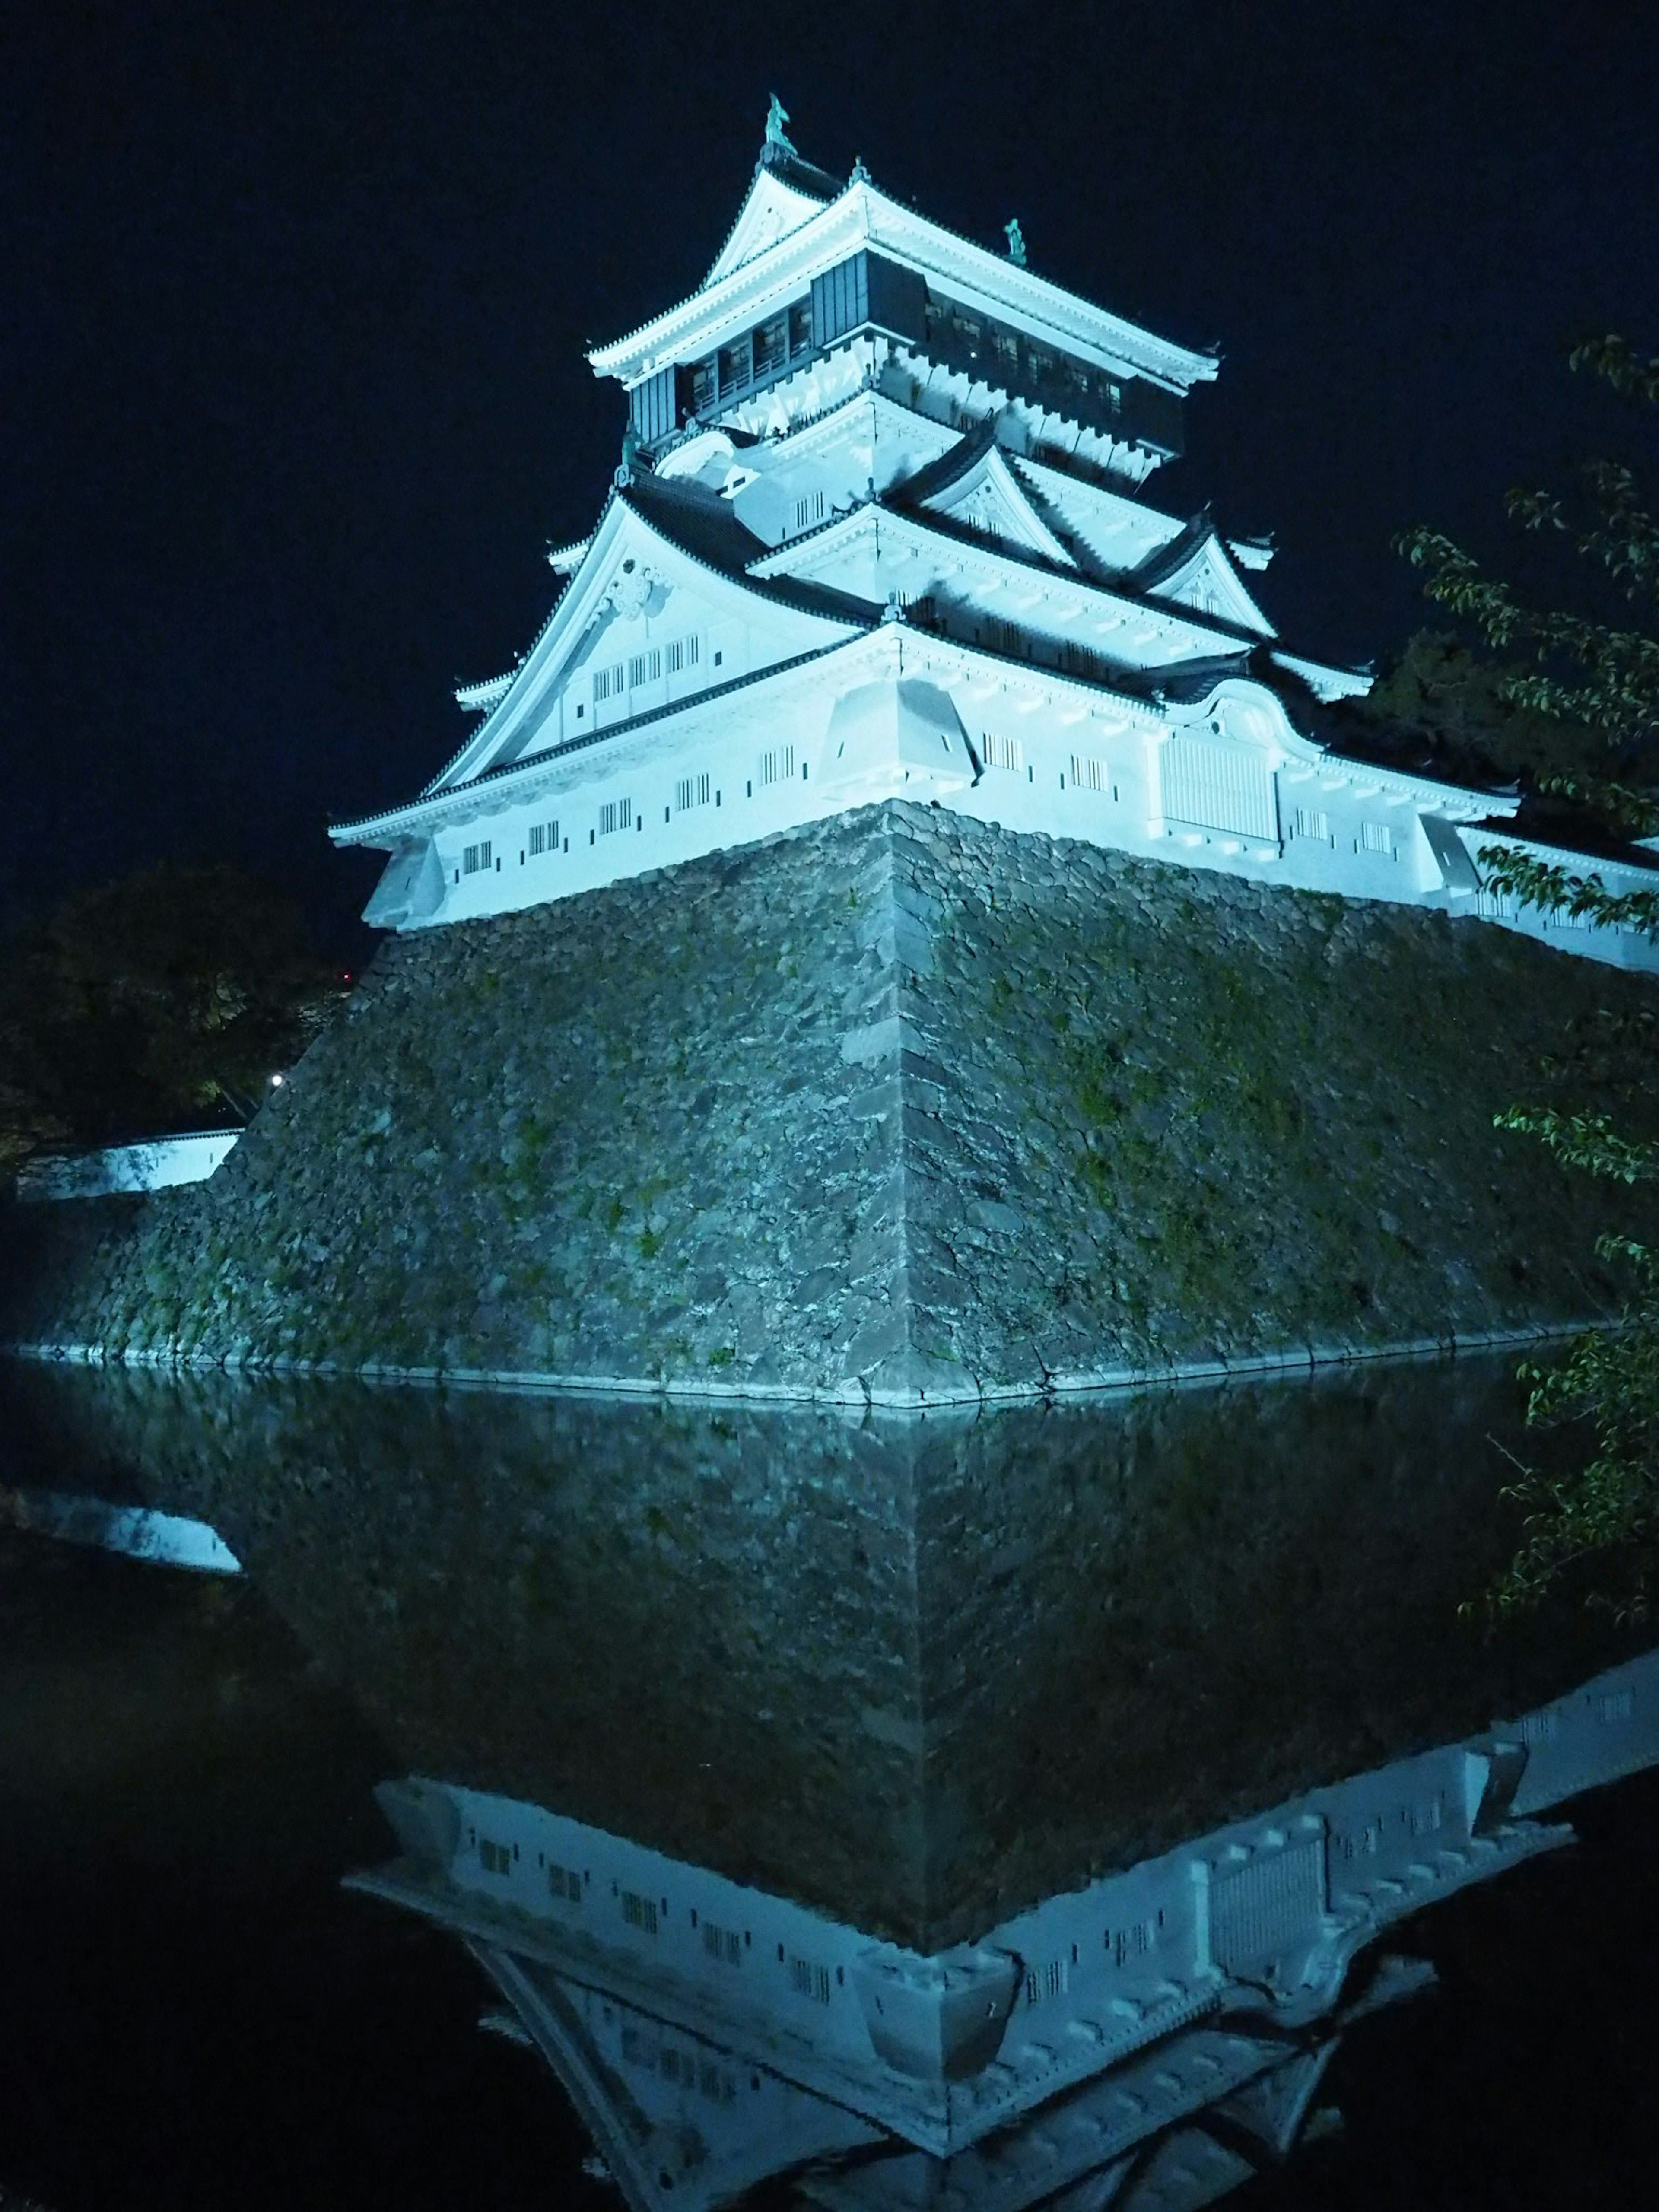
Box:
[595,97,1212,495]
[331,105,1659,970]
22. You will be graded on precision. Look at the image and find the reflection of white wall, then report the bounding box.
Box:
[347,1643,1659,2192]
[16,1128,240,1203]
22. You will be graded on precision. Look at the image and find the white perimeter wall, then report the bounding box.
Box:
[16,1128,242,1203]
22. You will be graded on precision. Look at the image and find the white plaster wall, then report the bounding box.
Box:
[17,1128,242,1202]
[374,662,1659,975]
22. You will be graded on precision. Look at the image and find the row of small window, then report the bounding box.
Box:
[457,760,791,880]
[618,2028,738,2107]
[601,1875,840,2008]
[462,827,562,880]
[1291,809,1397,857]
[1070,754,1118,798]
[592,634,701,705]
[1024,1913,1166,2007]
[986,733,1126,797]
[687,301,815,415]
[477,1835,584,1901]
[923,297,1123,411]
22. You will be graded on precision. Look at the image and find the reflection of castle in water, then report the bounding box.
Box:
[350,1649,1659,2210]
[8,1352,1659,2202]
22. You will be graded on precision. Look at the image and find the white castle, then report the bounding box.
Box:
[350,1645,1659,2210]
[333,102,1657,970]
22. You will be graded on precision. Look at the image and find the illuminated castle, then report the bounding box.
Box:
[333,102,1655,970]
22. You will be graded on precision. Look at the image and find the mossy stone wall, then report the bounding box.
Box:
[6,802,1656,1401]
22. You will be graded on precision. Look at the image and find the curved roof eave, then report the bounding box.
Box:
[589,183,1218,394]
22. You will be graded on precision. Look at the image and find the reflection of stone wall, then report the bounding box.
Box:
[3,1363,931,1938]
[912,1360,1627,1943]
[5,1357,1630,1950]
[4,802,1656,1400]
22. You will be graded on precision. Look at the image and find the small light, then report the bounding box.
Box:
[270,1074,284,1087]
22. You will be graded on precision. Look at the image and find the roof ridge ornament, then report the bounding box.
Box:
[850,154,871,184]
[763,93,797,163]
[1004,217,1027,267]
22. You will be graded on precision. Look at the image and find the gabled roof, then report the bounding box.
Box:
[1007,452,1188,577]
[703,159,839,289]
[1128,520,1277,639]
[895,426,1076,567]
[1268,648,1372,706]
[748,500,1263,671]
[423,479,864,795]
[621,469,871,623]
[590,180,1218,396]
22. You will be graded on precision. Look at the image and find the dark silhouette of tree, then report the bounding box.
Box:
[1400,337,1659,1621]
[0,865,346,1178]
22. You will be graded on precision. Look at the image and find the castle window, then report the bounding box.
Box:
[689,357,716,416]
[982,731,1024,772]
[479,1838,511,1874]
[992,330,1018,367]
[593,668,610,703]
[598,800,632,836]
[794,489,826,531]
[528,820,559,857]
[674,773,711,812]
[789,301,813,357]
[760,745,795,787]
[628,654,645,687]
[462,841,492,875]
[1293,807,1333,843]
[1070,754,1112,795]
[753,312,788,378]
[528,825,543,856]
[703,1922,742,1966]
[717,338,750,398]
[621,1891,659,1936]
[1361,821,1395,858]
[788,1957,832,2005]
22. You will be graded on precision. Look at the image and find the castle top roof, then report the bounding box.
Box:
[590,149,1218,398]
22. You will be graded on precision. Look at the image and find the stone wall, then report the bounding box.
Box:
[5,801,1656,1402]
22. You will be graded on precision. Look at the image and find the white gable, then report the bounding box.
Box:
[1144,534,1276,638]
[431,496,858,791]
[1010,455,1187,577]
[704,168,836,289]
[917,446,1075,567]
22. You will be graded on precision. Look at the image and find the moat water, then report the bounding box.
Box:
[2,1352,1657,2209]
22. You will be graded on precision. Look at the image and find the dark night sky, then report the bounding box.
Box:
[5,0,1658,953]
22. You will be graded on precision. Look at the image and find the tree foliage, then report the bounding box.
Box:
[1485,1115,1659,1624]
[0,865,346,1179]
[1399,338,1659,1620]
